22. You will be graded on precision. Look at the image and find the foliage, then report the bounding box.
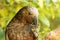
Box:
[0,0,60,40]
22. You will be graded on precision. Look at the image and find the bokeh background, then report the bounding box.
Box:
[0,0,60,40]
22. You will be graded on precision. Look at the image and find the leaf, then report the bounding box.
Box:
[38,14,50,27]
[0,29,5,40]
[7,0,14,5]
[50,7,55,19]
[38,0,43,8]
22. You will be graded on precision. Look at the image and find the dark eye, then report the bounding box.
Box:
[29,13,32,15]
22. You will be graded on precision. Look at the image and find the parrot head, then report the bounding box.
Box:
[16,6,38,26]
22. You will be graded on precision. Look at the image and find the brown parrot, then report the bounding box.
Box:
[43,27,60,40]
[5,6,38,40]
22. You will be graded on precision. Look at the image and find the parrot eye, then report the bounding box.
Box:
[29,13,32,15]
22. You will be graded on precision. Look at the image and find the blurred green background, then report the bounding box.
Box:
[0,0,60,40]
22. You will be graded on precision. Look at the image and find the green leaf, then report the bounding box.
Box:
[0,29,5,40]
[39,14,50,27]
[7,0,14,5]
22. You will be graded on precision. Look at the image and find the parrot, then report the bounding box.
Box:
[5,6,38,40]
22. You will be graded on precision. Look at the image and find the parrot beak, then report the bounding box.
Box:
[32,16,38,26]
[31,16,38,32]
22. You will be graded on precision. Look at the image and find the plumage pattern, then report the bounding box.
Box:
[6,6,38,40]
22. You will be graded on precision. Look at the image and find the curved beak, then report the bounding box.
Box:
[32,16,38,26]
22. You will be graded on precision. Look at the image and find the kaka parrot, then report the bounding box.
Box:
[43,27,60,40]
[5,6,38,40]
